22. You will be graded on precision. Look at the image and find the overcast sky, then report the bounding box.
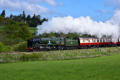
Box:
[0,0,120,21]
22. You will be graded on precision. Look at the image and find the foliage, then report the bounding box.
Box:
[38,32,80,38]
[0,10,5,18]
[0,42,13,53]
[8,11,48,27]
[38,32,95,39]
[66,33,80,39]
[18,23,33,40]
[19,53,43,61]
[0,42,6,52]
[13,42,27,52]
[0,47,119,63]
[2,21,32,45]
[80,34,96,37]
[29,27,36,34]
[0,10,48,27]
[26,14,48,27]
[5,46,13,52]
[0,16,5,25]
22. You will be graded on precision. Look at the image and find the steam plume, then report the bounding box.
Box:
[37,10,120,41]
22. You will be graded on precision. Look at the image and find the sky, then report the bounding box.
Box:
[0,0,119,21]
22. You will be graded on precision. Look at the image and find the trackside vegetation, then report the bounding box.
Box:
[0,47,120,63]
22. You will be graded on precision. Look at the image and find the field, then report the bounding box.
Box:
[0,52,120,80]
[0,47,120,80]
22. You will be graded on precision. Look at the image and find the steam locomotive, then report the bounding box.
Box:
[26,37,120,51]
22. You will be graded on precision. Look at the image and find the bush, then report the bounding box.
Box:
[2,21,32,45]
[5,46,14,52]
[19,53,43,61]
[0,42,6,52]
[14,42,27,52]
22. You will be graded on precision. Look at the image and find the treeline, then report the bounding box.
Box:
[38,32,96,39]
[0,10,36,52]
[0,10,48,27]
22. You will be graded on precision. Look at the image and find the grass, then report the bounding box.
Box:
[0,53,120,80]
[0,47,120,63]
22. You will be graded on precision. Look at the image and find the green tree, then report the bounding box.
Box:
[10,14,14,19]
[18,23,32,40]
[22,11,26,21]
[0,42,6,52]
[3,20,32,45]
[0,16,5,25]
[29,14,48,27]
[26,15,31,21]
[0,10,5,18]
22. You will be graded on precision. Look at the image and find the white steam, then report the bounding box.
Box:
[37,10,120,41]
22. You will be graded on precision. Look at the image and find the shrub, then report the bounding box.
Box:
[19,53,43,61]
[2,21,32,45]
[14,42,27,52]
[5,46,14,52]
[0,42,6,52]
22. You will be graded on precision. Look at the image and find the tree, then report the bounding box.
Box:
[29,14,48,27]
[22,11,26,21]
[30,14,38,27]
[2,10,48,27]
[26,15,31,21]
[10,14,14,19]
[0,42,6,52]
[18,23,32,40]
[41,18,48,24]
[1,10,5,18]
[2,20,32,45]
[0,16,5,25]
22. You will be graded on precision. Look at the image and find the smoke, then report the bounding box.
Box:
[107,10,120,26]
[37,10,120,41]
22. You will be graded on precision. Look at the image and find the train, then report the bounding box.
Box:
[26,37,120,51]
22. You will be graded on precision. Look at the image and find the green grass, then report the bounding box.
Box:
[0,54,120,80]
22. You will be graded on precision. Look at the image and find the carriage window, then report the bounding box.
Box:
[103,39,104,42]
[83,40,85,43]
[104,39,106,42]
[93,39,96,42]
[94,40,96,42]
[103,39,105,42]
[88,40,90,42]
[97,39,99,42]
[100,39,102,42]
[109,39,112,42]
